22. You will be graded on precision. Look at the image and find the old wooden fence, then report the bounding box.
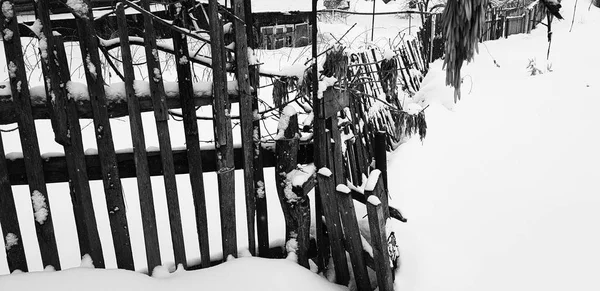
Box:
[422,0,548,61]
[0,0,431,290]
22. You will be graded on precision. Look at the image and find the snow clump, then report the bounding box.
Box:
[2,1,14,19]
[80,254,94,268]
[3,28,13,41]
[66,0,89,19]
[31,190,49,224]
[256,180,265,198]
[274,105,297,140]
[5,233,18,250]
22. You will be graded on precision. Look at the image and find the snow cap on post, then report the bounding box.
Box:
[365,169,382,192]
[317,167,332,177]
[336,184,351,194]
[367,195,382,206]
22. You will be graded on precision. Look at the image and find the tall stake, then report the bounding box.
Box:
[371,0,377,41]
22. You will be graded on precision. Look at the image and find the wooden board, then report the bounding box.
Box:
[116,3,161,272]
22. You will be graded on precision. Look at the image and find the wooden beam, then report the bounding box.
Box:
[0,88,238,125]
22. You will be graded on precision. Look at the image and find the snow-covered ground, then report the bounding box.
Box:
[392,1,600,291]
[2,0,600,290]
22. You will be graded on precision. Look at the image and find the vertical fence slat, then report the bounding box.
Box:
[115,4,161,272]
[53,34,105,268]
[0,133,28,272]
[0,0,60,270]
[72,0,133,270]
[243,0,270,258]
[209,0,237,260]
[316,172,350,286]
[336,188,371,290]
[232,0,257,256]
[374,131,390,220]
[171,1,210,268]
[140,0,186,267]
[366,178,394,291]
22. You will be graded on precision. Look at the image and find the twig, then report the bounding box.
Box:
[98,46,126,82]
[570,0,578,32]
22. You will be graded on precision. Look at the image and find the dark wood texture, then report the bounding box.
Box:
[233,0,256,256]
[336,188,371,291]
[72,0,133,270]
[209,0,237,260]
[53,34,105,268]
[1,0,60,270]
[244,0,270,258]
[172,0,210,268]
[141,0,186,268]
[374,131,390,219]
[33,0,69,146]
[116,3,161,272]
[316,172,350,286]
[366,178,394,291]
[0,132,28,272]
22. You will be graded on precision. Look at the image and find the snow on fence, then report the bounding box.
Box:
[0,0,409,289]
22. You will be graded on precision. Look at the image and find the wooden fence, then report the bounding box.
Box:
[422,0,548,61]
[0,0,419,290]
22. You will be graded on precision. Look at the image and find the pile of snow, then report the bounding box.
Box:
[0,257,347,291]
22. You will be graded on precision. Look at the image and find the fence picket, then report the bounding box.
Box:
[209,0,237,260]
[71,0,133,270]
[0,133,27,272]
[140,0,186,268]
[0,0,60,270]
[116,4,161,272]
[53,34,105,268]
[366,178,393,291]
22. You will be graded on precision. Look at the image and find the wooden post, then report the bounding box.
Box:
[0,0,60,270]
[171,1,211,268]
[53,34,105,268]
[374,131,390,219]
[275,113,310,268]
[366,178,394,291]
[336,186,371,290]
[232,0,257,256]
[209,0,238,260]
[71,0,133,270]
[316,172,350,286]
[116,3,161,272]
[244,0,270,257]
[140,0,187,268]
[0,133,28,272]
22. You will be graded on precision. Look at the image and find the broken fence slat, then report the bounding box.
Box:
[366,178,394,291]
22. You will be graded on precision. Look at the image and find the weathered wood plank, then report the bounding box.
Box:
[172,0,210,268]
[116,3,161,272]
[33,0,69,146]
[0,89,234,125]
[374,131,390,220]
[336,187,371,291]
[323,89,350,119]
[209,0,237,260]
[53,34,105,268]
[0,132,28,272]
[141,0,186,268]
[316,172,350,286]
[244,0,270,258]
[5,144,315,186]
[233,0,257,256]
[275,113,310,268]
[71,0,133,270]
[366,178,393,291]
[1,0,60,270]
